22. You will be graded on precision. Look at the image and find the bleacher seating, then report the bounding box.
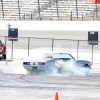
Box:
[0,0,51,20]
[40,0,99,21]
[0,0,100,21]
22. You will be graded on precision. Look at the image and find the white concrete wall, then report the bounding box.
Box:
[0,21,100,30]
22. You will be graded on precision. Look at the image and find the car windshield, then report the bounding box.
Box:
[51,53,74,59]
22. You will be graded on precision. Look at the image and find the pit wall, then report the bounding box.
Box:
[0,21,99,30]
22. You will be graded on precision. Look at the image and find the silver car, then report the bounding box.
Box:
[22,53,92,72]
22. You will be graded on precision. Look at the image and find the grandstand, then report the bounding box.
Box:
[0,0,100,21]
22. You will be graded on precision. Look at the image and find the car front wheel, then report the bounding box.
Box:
[83,64,89,68]
[3,54,6,60]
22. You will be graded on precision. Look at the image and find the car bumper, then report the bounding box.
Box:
[23,65,46,71]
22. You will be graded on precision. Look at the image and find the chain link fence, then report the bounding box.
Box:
[1,35,100,63]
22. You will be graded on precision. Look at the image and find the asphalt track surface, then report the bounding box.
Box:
[0,72,100,100]
[0,30,100,100]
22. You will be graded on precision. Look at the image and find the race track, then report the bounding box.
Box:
[0,72,100,100]
[0,30,100,100]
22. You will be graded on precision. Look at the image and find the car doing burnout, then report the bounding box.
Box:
[22,53,92,72]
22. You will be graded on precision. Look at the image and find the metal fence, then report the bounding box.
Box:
[0,0,100,21]
[1,35,100,63]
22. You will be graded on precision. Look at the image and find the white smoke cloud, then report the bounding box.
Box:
[0,59,90,76]
[55,60,90,76]
[31,60,90,76]
[0,61,28,74]
[0,48,90,76]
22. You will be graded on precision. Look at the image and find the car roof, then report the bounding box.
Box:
[50,53,71,56]
[51,52,70,54]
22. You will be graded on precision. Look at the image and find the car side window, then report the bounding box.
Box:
[43,53,52,58]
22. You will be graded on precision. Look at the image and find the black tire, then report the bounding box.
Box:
[83,64,89,68]
[3,55,6,60]
[0,57,2,60]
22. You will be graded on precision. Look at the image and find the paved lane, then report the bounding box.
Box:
[0,73,100,100]
[0,63,99,100]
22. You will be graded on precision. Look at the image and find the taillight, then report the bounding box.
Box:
[23,62,30,65]
[39,62,45,65]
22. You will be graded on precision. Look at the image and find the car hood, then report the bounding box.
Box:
[75,60,91,64]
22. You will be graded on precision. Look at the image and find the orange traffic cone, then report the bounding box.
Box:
[5,59,8,65]
[54,92,59,100]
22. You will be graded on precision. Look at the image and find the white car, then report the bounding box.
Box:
[22,53,92,72]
